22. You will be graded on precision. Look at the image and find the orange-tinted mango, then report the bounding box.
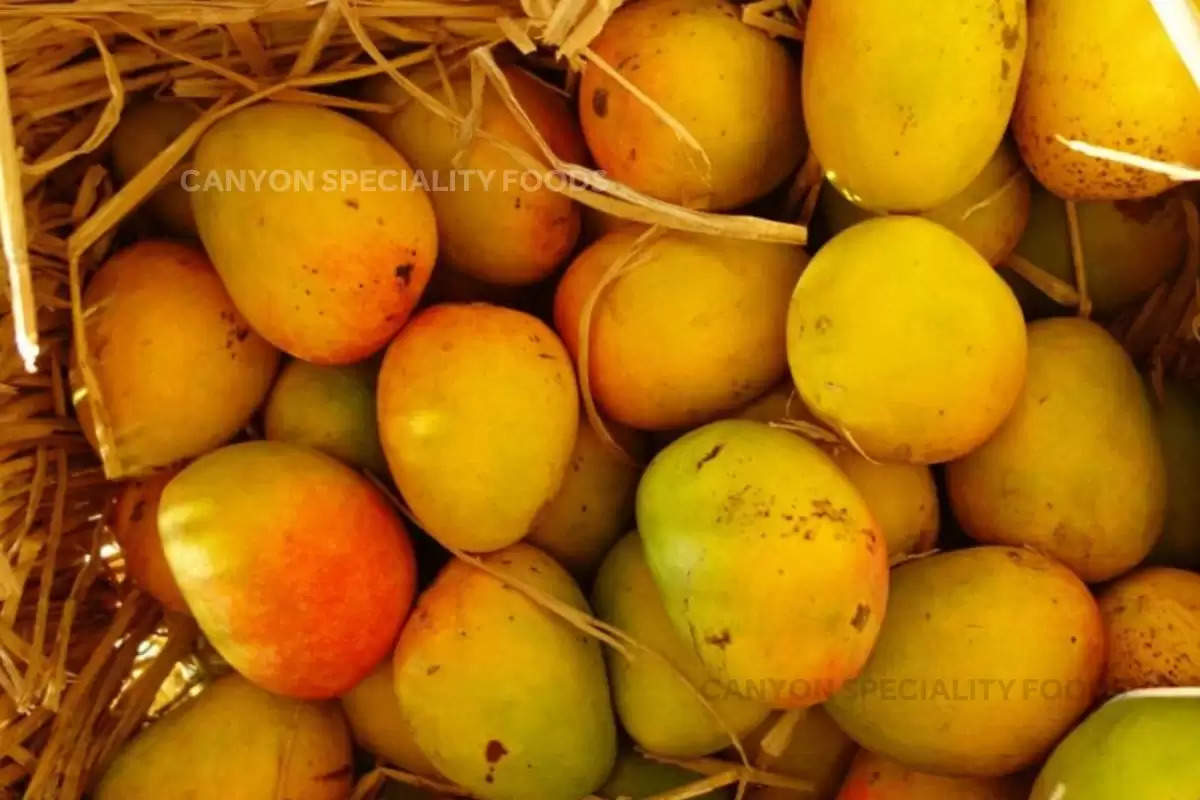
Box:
[1098,567,1200,694]
[835,750,1028,800]
[110,469,188,613]
[111,99,200,236]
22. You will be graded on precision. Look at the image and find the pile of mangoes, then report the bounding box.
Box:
[76,0,1200,798]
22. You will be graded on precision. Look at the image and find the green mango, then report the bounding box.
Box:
[598,748,731,799]
[1148,380,1200,570]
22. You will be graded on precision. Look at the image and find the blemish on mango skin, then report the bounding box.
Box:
[591,88,609,118]
[485,740,508,763]
[851,603,871,631]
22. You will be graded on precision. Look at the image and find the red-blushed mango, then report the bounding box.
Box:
[826,547,1104,777]
[599,748,731,800]
[948,318,1166,582]
[110,99,200,236]
[592,533,771,756]
[1149,380,1200,569]
[362,66,586,286]
[159,441,416,698]
[110,469,188,613]
[93,673,352,800]
[555,230,805,431]
[835,749,1029,800]
[742,709,857,800]
[579,0,804,210]
[377,304,578,552]
[264,358,387,474]
[1098,567,1200,695]
[787,217,1027,464]
[191,102,437,364]
[393,544,617,800]
[70,241,279,475]
[1013,0,1200,199]
[803,0,1025,211]
[637,420,888,709]
[340,661,439,777]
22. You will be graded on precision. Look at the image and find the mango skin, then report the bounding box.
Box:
[1013,0,1200,200]
[264,358,388,474]
[826,546,1105,777]
[555,230,805,431]
[803,0,1025,211]
[70,241,279,475]
[110,469,188,613]
[579,0,804,210]
[192,102,437,364]
[159,441,416,699]
[111,99,200,236]
[1098,567,1200,695]
[1030,692,1200,800]
[93,674,351,800]
[599,748,730,800]
[363,67,585,286]
[1148,381,1200,569]
[592,533,770,756]
[947,318,1166,582]
[340,661,439,777]
[835,750,1029,800]
[637,420,889,709]
[393,544,617,800]
[742,708,856,800]
[377,304,578,552]
[787,216,1027,464]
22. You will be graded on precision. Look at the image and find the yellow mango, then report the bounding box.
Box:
[555,230,805,430]
[377,303,578,552]
[1149,380,1200,569]
[787,216,1027,464]
[191,102,437,364]
[742,708,857,800]
[592,533,770,756]
[579,0,804,209]
[1098,567,1200,694]
[947,318,1166,582]
[340,661,439,776]
[834,749,1030,800]
[93,674,351,800]
[393,544,617,800]
[826,546,1104,777]
[70,241,279,475]
[803,0,1026,211]
[111,99,200,236]
[1013,0,1200,199]
[637,420,888,709]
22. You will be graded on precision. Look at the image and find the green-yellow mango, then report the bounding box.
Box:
[393,544,616,800]
[1149,380,1200,569]
[111,99,200,236]
[834,749,1029,800]
[1098,567,1200,694]
[742,708,856,800]
[599,748,731,800]
[637,420,888,708]
[340,661,439,776]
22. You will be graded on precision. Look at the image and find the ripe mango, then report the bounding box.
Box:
[264,358,387,474]
[1014,0,1200,199]
[377,304,578,552]
[592,533,770,756]
[70,241,279,474]
[555,230,805,430]
[93,673,351,800]
[599,748,730,800]
[1098,567,1200,694]
[363,66,585,286]
[159,441,416,698]
[1030,692,1200,799]
[804,0,1025,211]
[835,750,1029,800]
[742,708,856,800]
[579,0,804,209]
[826,547,1104,777]
[111,99,200,236]
[787,216,1026,464]
[1149,380,1200,569]
[191,102,437,363]
[340,661,439,777]
[393,544,616,800]
[948,318,1166,582]
[637,420,888,708]
[110,469,188,613]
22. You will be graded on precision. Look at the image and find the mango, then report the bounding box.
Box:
[803,0,1025,211]
[264,358,387,474]
[1030,691,1200,799]
[555,230,805,430]
[637,420,888,709]
[816,140,1032,265]
[159,441,416,698]
[527,420,644,576]
[742,708,857,800]
[1098,567,1200,694]
[599,748,730,800]
[1149,380,1200,569]
[110,469,188,613]
[340,661,439,776]
[1013,0,1200,199]
[579,0,804,209]
[111,99,200,236]
[835,750,1029,800]
[70,240,279,475]
[393,544,616,800]
[93,673,351,800]
[592,533,770,756]
[826,546,1104,777]
[377,303,578,552]
[787,216,1027,464]
[947,318,1166,582]
[363,66,585,286]
[191,102,437,363]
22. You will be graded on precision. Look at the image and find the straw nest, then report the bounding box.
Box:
[0,2,1196,799]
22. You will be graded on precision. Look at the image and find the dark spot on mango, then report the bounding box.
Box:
[427,664,441,675]
[1001,24,1020,50]
[705,629,732,649]
[234,326,249,342]
[129,499,146,523]
[395,264,414,285]
[696,443,724,470]
[851,603,871,631]
[344,197,359,210]
[591,88,608,118]
[486,740,509,763]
